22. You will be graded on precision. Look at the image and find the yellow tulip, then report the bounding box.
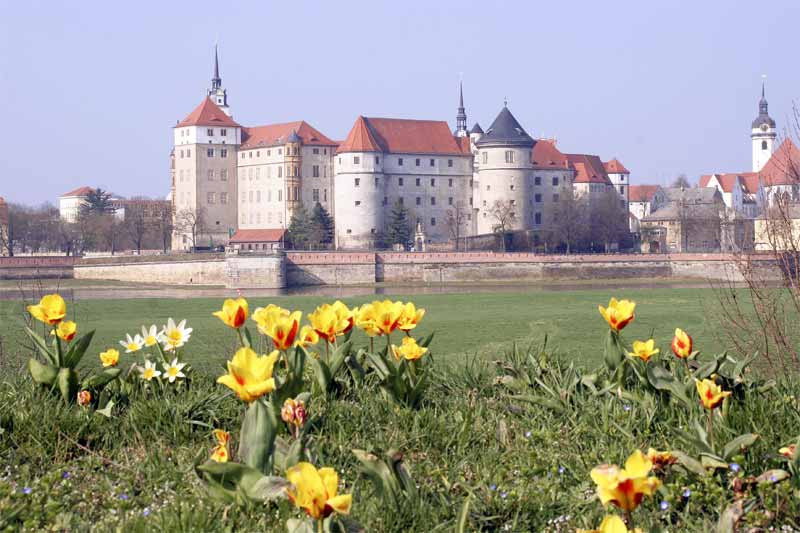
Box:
[598,298,635,332]
[578,514,642,533]
[331,300,354,334]
[626,339,659,363]
[354,303,382,337]
[590,449,661,512]
[212,298,249,329]
[27,294,67,325]
[252,304,289,331]
[286,462,352,520]
[52,320,77,342]
[695,378,731,410]
[99,348,120,367]
[295,325,319,348]
[671,328,693,359]
[392,336,428,361]
[371,300,404,336]
[217,347,279,403]
[308,304,350,343]
[646,448,676,469]
[210,429,230,463]
[397,302,425,332]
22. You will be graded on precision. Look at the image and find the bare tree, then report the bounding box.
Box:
[488,200,517,252]
[671,174,691,188]
[445,202,469,251]
[155,202,173,253]
[546,188,587,254]
[591,189,628,252]
[124,202,149,254]
[175,208,206,250]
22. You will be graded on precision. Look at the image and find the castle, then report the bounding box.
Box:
[171,48,630,251]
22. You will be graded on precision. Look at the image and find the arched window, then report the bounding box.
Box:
[762,140,768,150]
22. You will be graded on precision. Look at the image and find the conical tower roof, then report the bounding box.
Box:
[475,106,534,147]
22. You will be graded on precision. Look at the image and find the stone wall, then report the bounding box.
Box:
[286,252,375,286]
[0,256,76,280]
[225,253,286,288]
[74,258,226,285]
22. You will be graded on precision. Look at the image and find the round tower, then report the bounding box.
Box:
[474,105,535,235]
[752,80,777,172]
[334,117,385,249]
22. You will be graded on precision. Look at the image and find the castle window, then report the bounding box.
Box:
[220,192,228,204]
[221,169,228,181]
[448,178,453,187]
[430,217,436,226]
[249,191,253,202]
[505,151,514,163]
[374,177,379,187]
[268,190,272,202]
[257,191,261,203]
[398,158,404,166]
[208,169,214,181]
[241,153,245,159]
[278,167,283,178]
[510,184,515,191]
[355,178,360,187]
[482,152,487,164]
[278,149,282,155]
[207,148,214,157]
[354,156,360,165]
[486,185,491,191]
[375,156,380,164]
[535,213,542,225]
[221,149,228,158]
[430,178,436,186]
[346,229,352,234]
[415,158,421,166]
[249,152,253,158]
[207,192,216,204]
[313,165,320,177]
[187,149,191,157]
[620,175,625,182]
[469,198,473,206]
[535,193,542,203]
[510,199,516,206]
[324,149,327,155]
[256,213,261,224]
[553,193,560,202]
[383,196,388,206]
[207,129,214,136]
[278,190,282,201]
[256,151,260,157]
[313,148,319,155]
[338,157,341,165]
[180,149,184,158]
[620,185,625,194]
[399,197,404,205]
[399,177,404,186]
[324,189,327,201]
[241,192,246,203]
[221,129,227,137]
[552,177,559,186]
[430,197,436,206]
[416,197,421,206]
[429,159,435,166]
[762,140,768,150]
[371,228,376,234]
[355,200,361,206]
[448,197,453,205]
[256,168,260,179]
[467,214,472,221]
[448,159,453,167]
[267,150,271,156]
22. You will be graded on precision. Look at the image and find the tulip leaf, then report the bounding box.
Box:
[28,358,57,387]
[96,399,115,418]
[309,356,333,394]
[365,351,392,380]
[56,368,78,404]
[603,330,623,372]
[197,460,285,502]
[671,450,709,477]
[700,454,728,470]
[693,359,718,380]
[756,469,789,484]
[63,330,95,369]
[329,340,352,376]
[418,331,435,348]
[24,327,57,366]
[456,494,472,533]
[246,475,289,501]
[238,398,278,475]
[716,499,744,533]
[723,433,759,460]
[82,367,121,390]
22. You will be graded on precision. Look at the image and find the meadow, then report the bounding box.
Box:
[1,287,799,532]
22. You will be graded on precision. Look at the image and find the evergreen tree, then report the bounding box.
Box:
[287,204,312,249]
[79,187,116,217]
[309,202,335,248]
[386,200,412,248]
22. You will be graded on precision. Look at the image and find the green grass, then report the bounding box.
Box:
[0,287,732,374]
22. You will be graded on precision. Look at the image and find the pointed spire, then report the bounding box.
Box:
[455,80,468,136]
[214,44,220,81]
[459,81,464,108]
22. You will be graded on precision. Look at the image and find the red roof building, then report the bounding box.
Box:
[241,121,337,149]
[628,185,659,203]
[61,186,94,198]
[565,154,613,185]
[337,116,470,155]
[760,138,800,187]
[176,97,240,128]
[531,139,570,170]
[603,158,630,174]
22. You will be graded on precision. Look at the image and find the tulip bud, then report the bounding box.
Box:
[77,390,91,406]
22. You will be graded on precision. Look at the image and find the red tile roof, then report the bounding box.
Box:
[628,185,659,203]
[61,186,94,197]
[531,139,570,169]
[230,229,286,243]
[566,153,612,184]
[699,172,759,194]
[760,139,800,186]
[241,121,337,149]
[337,117,469,155]
[176,98,240,128]
[603,158,630,174]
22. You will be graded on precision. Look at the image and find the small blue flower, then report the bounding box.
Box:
[729,463,741,473]
[22,487,32,495]
[622,404,631,412]
[119,493,129,500]
[489,484,497,491]
[659,500,669,511]
[500,491,508,499]
[770,474,778,483]
[682,489,692,498]
[62,472,71,480]
[558,466,566,475]
[143,507,151,517]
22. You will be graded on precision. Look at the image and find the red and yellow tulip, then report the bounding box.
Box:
[626,339,659,363]
[598,298,635,332]
[372,300,405,336]
[695,378,731,410]
[397,302,425,332]
[27,294,67,325]
[286,462,352,520]
[671,328,693,358]
[295,325,320,348]
[578,514,642,533]
[210,429,230,463]
[590,449,661,512]
[392,336,428,361]
[281,398,308,428]
[779,444,797,459]
[52,320,77,342]
[646,448,676,469]
[257,309,302,351]
[354,303,382,337]
[212,298,249,329]
[217,347,279,403]
[308,304,351,343]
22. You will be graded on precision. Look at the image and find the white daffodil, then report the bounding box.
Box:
[141,325,160,347]
[160,318,193,351]
[138,359,162,381]
[119,333,144,353]
[163,358,187,383]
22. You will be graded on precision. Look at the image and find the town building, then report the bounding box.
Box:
[628,185,659,233]
[59,186,96,222]
[698,172,763,218]
[640,187,726,253]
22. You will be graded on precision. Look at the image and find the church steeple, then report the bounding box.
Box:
[751,77,777,172]
[455,81,468,137]
[208,44,230,116]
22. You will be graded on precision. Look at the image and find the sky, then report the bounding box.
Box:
[1,0,799,205]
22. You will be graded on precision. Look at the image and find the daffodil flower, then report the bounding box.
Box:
[163,358,187,383]
[120,333,144,353]
[138,360,162,381]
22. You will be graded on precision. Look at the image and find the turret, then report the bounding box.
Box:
[751,79,777,172]
[454,82,468,137]
[208,44,230,116]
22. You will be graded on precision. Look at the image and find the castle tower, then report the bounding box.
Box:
[751,80,776,172]
[454,82,468,137]
[474,104,535,235]
[208,45,231,116]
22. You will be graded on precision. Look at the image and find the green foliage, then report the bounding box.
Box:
[385,199,411,247]
[364,333,433,408]
[287,204,312,250]
[309,202,335,247]
[78,187,116,217]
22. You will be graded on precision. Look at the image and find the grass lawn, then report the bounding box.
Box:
[0,287,728,373]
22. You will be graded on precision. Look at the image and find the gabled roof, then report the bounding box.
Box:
[760,139,800,186]
[176,97,240,128]
[603,158,629,174]
[61,186,94,198]
[661,187,721,204]
[241,121,337,149]
[628,185,659,203]
[337,117,469,155]
[531,139,569,169]
[475,106,534,147]
[230,229,286,243]
[699,172,759,194]
[565,153,612,184]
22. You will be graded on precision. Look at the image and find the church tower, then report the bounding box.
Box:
[208,45,230,116]
[751,80,776,172]
[454,82,468,137]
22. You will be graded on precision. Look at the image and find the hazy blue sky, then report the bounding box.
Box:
[2,0,799,205]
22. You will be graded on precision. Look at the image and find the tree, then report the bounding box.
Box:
[309,202,335,248]
[0,204,27,256]
[488,200,517,252]
[546,188,587,254]
[445,202,469,251]
[671,174,691,189]
[591,189,629,252]
[124,202,149,254]
[385,200,412,249]
[287,205,312,250]
[175,208,206,250]
[79,188,116,217]
[155,202,173,253]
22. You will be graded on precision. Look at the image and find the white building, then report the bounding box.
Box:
[751,82,777,172]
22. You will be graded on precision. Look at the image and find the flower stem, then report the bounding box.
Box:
[53,325,63,366]
[236,328,247,348]
[317,518,325,533]
[707,408,714,450]
[624,510,633,528]
[369,337,374,354]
